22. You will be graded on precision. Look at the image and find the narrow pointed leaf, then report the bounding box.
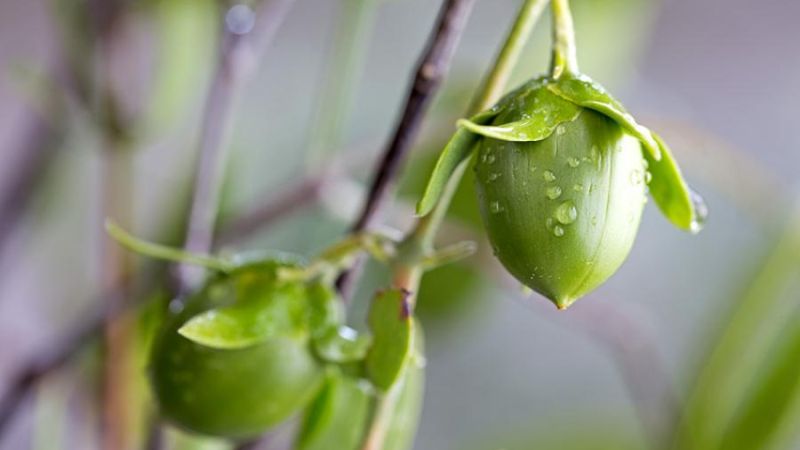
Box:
[457,88,580,142]
[178,279,307,349]
[719,315,800,450]
[644,133,697,231]
[416,109,497,217]
[366,289,414,390]
[547,75,661,160]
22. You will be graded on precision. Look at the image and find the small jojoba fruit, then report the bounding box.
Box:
[150,259,334,439]
[418,75,705,309]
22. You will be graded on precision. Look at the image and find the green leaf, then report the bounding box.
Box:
[296,370,372,450]
[178,277,307,349]
[547,74,661,160]
[644,134,701,232]
[313,326,371,364]
[457,88,580,142]
[366,289,414,390]
[416,109,497,217]
[718,314,800,450]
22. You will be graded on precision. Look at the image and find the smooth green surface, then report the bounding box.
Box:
[150,264,325,439]
[296,370,372,450]
[547,74,661,160]
[366,289,414,390]
[458,85,580,142]
[645,133,699,232]
[177,276,308,349]
[475,108,646,308]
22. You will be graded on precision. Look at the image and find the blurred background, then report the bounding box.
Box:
[1,0,799,449]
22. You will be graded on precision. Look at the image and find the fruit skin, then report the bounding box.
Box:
[474,108,646,309]
[149,265,325,440]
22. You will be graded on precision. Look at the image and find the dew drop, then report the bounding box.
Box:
[591,215,598,226]
[545,217,555,230]
[689,188,709,233]
[543,170,556,182]
[556,125,566,136]
[530,165,538,173]
[546,186,562,200]
[487,172,501,182]
[485,154,496,164]
[567,157,580,168]
[553,225,565,237]
[555,201,578,224]
[644,171,653,184]
[573,184,584,192]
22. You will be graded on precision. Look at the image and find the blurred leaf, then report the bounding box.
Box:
[296,370,372,450]
[178,277,308,349]
[417,109,498,216]
[675,208,800,450]
[143,0,216,133]
[718,313,800,450]
[366,289,414,390]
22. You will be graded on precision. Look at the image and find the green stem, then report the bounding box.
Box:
[550,0,579,78]
[408,0,550,257]
[105,220,231,273]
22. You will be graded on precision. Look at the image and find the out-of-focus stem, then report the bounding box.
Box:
[305,0,378,170]
[337,0,478,300]
[178,0,297,292]
[406,0,550,274]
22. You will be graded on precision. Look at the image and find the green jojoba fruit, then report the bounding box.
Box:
[418,75,706,309]
[150,259,335,439]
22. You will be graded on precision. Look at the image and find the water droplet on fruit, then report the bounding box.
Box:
[545,217,555,230]
[546,186,562,199]
[644,171,653,184]
[488,172,500,182]
[567,157,580,168]
[543,170,556,182]
[573,184,584,192]
[530,165,538,173]
[556,125,566,135]
[490,201,503,214]
[486,154,496,164]
[630,169,643,185]
[555,201,577,224]
[591,215,598,226]
[553,226,565,237]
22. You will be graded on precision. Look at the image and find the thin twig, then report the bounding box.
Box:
[336,0,477,299]
[0,287,123,436]
[0,107,60,262]
[177,0,297,292]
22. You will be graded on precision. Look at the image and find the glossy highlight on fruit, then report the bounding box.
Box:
[149,261,328,439]
[475,108,646,309]
[418,75,705,309]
